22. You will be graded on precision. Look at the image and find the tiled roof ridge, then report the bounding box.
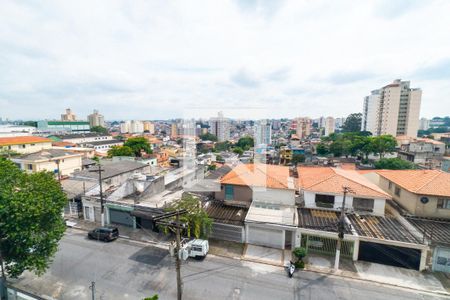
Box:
[414,170,443,193]
[332,168,389,198]
[300,167,338,189]
[254,164,289,189]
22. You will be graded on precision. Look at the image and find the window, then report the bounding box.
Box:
[27,164,33,170]
[21,144,26,148]
[353,198,374,212]
[437,198,450,209]
[388,181,392,190]
[395,186,401,196]
[315,194,335,208]
[224,185,234,200]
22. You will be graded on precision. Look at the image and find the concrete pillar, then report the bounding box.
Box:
[281,229,286,250]
[295,230,301,248]
[352,239,360,261]
[245,224,249,243]
[419,248,428,271]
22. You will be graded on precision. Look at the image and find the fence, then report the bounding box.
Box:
[301,234,354,258]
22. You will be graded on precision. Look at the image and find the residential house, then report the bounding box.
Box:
[0,136,52,154]
[377,170,450,220]
[12,149,83,177]
[296,167,428,271]
[217,164,298,249]
[397,137,446,168]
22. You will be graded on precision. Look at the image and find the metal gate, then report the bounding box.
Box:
[358,241,420,270]
[301,234,354,258]
[433,246,450,273]
[109,209,134,227]
[210,223,244,243]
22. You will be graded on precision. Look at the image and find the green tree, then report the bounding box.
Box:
[90,125,108,134]
[207,164,216,171]
[233,147,244,156]
[329,140,343,157]
[316,143,329,155]
[371,135,396,158]
[236,136,254,150]
[0,149,20,158]
[107,145,134,157]
[143,295,158,300]
[342,113,362,133]
[124,137,152,157]
[374,158,416,170]
[199,133,218,142]
[166,194,212,239]
[214,141,231,152]
[0,159,67,279]
[215,154,224,162]
[291,153,306,165]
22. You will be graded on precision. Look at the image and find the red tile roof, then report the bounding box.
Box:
[377,169,450,197]
[0,136,52,146]
[220,163,293,189]
[298,167,391,199]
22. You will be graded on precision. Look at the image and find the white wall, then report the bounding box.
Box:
[303,190,386,215]
[3,141,52,154]
[252,187,295,205]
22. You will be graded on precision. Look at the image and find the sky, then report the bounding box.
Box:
[1,0,450,121]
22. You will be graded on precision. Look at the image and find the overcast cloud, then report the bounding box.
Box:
[1,0,450,120]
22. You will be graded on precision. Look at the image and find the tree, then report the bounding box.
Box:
[91,125,108,134]
[124,137,152,157]
[215,154,224,162]
[166,194,212,239]
[291,153,306,165]
[329,140,343,157]
[233,147,244,156]
[370,135,396,159]
[214,141,231,152]
[143,295,158,300]
[0,159,67,279]
[374,158,416,170]
[199,133,218,142]
[236,136,254,151]
[342,113,362,133]
[107,145,134,157]
[316,143,329,155]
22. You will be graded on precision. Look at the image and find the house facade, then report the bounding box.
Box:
[0,136,53,154]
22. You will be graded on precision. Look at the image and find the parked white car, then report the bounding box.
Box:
[185,239,209,259]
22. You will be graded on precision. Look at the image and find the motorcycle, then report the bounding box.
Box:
[287,260,295,278]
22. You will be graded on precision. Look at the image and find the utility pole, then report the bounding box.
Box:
[0,247,6,300]
[89,281,95,300]
[55,159,61,183]
[334,186,352,271]
[89,162,105,226]
[152,209,187,300]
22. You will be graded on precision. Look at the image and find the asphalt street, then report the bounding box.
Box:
[10,228,448,300]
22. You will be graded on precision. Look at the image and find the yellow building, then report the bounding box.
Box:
[0,136,53,154]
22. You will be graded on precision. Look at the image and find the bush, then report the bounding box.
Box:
[292,247,307,260]
[294,260,305,269]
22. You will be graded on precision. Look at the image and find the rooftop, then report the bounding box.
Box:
[347,212,421,244]
[53,132,111,140]
[84,140,123,146]
[0,136,52,146]
[406,217,450,246]
[221,163,294,189]
[245,201,297,226]
[298,208,351,233]
[377,169,450,197]
[203,200,248,226]
[15,149,83,161]
[298,167,391,199]
[74,160,148,180]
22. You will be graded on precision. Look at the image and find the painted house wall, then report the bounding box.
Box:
[303,190,385,215]
[215,185,253,203]
[379,177,450,219]
[252,187,295,205]
[2,141,52,154]
[14,155,83,176]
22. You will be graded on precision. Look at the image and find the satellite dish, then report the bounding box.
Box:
[420,197,429,204]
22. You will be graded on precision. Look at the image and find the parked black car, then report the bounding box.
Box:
[87,227,119,242]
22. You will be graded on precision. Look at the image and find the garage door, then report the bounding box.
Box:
[109,209,134,227]
[359,241,421,270]
[247,226,283,249]
[433,247,450,273]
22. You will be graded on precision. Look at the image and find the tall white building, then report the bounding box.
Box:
[255,119,272,145]
[324,116,335,136]
[88,109,105,127]
[419,118,430,131]
[361,79,422,137]
[209,112,230,142]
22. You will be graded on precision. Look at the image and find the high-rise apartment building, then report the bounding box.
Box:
[255,119,272,145]
[61,108,76,121]
[324,116,335,136]
[209,112,230,142]
[362,79,422,137]
[295,117,311,140]
[88,109,105,127]
[143,121,155,134]
[419,118,430,131]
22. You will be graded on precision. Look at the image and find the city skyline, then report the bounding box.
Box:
[1,1,450,120]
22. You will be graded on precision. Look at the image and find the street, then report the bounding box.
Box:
[10,228,447,300]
